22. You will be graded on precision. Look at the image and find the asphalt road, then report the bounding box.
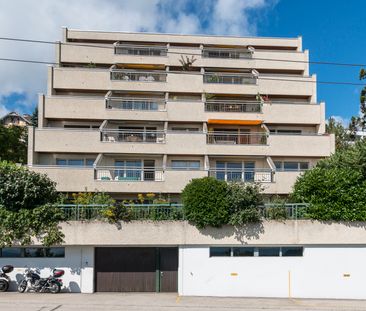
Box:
[1,293,366,311]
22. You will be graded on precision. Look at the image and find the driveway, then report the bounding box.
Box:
[1,293,366,311]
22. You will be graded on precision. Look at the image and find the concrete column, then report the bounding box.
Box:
[80,246,94,293]
[47,66,55,96]
[27,126,36,165]
[38,93,47,128]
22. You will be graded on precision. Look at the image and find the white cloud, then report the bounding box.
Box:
[0,103,9,118]
[329,115,350,127]
[0,0,274,112]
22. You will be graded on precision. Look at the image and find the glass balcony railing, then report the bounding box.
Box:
[205,101,262,113]
[95,166,164,181]
[110,70,167,82]
[202,48,252,59]
[106,98,166,111]
[101,129,166,143]
[206,132,268,145]
[114,44,168,56]
[209,169,273,183]
[203,72,257,85]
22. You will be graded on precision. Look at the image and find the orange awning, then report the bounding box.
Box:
[207,119,262,125]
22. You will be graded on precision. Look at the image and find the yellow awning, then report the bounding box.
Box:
[207,119,262,125]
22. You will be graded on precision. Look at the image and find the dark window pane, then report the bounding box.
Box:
[86,159,95,167]
[284,162,298,171]
[56,159,67,166]
[1,248,22,257]
[210,247,231,257]
[258,247,280,257]
[274,161,282,170]
[25,248,45,257]
[45,247,65,258]
[68,159,84,166]
[282,247,303,257]
[233,247,254,257]
[299,162,309,170]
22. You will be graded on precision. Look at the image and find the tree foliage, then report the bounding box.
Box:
[292,141,366,221]
[182,177,263,228]
[0,161,59,212]
[0,124,27,164]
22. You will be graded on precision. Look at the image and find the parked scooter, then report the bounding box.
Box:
[17,268,64,293]
[0,265,14,292]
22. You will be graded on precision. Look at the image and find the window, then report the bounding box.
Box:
[0,248,65,258]
[233,247,254,257]
[25,248,45,258]
[215,161,255,182]
[64,124,99,129]
[56,159,67,166]
[86,159,95,167]
[283,162,298,171]
[210,247,231,257]
[281,247,303,257]
[68,159,84,166]
[171,127,199,132]
[270,129,302,135]
[171,160,200,170]
[45,247,65,258]
[56,158,96,167]
[274,161,282,170]
[299,162,309,170]
[258,247,280,257]
[275,161,309,172]
[1,248,23,257]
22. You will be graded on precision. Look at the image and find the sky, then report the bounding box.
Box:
[0,0,365,126]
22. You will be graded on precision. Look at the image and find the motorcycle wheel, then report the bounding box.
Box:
[17,280,27,293]
[0,280,9,292]
[49,283,60,294]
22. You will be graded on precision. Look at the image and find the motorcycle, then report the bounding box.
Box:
[17,268,64,293]
[0,265,14,292]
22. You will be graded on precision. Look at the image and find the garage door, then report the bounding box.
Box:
[95,247,178,292]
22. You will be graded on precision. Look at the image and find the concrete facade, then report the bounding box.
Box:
[28,28,335,198]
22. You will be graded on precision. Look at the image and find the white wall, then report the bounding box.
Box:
[179,246,366,299]
[0,246,94,293]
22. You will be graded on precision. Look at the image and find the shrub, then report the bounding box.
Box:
[227,182,264,225]
[182,177,230,228]
[0,161,58,212]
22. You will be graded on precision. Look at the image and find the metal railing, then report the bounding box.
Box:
[106,98,166,111]
[114,44,168,56]
[101,129,166,143]
[209,169,273,183]
[202,48,252,59]
[203,72,257,85]
[95,167,164,181]
[110,70,167,82]
[207,132,268,145]
[205,101,262,113]
[58,203,310,221]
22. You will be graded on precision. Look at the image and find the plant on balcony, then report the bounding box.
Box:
[179,55,197,71]
[85,62,97,68]
[0,161,64,246]
[291,141,366,221]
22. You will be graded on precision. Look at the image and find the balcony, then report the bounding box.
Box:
[203,72,257,85]
[114,43,168,57]
[202,47,253,59]
[110,68,167,82]
[95,166,163,181]
[205,100,262,113]
[209,168,273,183]
[206,131,268,145]
[101,129,166,143]
[106,96,166,112]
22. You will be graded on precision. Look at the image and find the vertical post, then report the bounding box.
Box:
[288,270,292,298]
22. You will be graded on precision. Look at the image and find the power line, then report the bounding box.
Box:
[0,36,366,68]
[0,57,56,65]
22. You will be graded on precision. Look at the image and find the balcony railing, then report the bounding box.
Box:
[205,101,262,113]
[95,167,164,181]
[114,43,168,56]
[207,132,268,145]
[106,97,166,111]
[203,72,257,85]
[110,70,167,82]
[202,48,252,59]
[209,169,273,183]
[101,129,166,143]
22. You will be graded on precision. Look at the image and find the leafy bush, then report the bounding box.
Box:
[182,177,230,228]
[227,182,263,225]
[292,141,366,221]
[71,191,115,205]
[0,125,27,164]
[0,161,58,212]
[0,204,64,247]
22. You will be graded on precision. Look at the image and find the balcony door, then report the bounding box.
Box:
[216,161,255,182]
[143,160,156,181]
[115,160,142,181]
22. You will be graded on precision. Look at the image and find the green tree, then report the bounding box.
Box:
[0,161,59,212]
[31,106,38,127]
[291,141,366,221]
[182,177,230,228]
[0,125,27,163]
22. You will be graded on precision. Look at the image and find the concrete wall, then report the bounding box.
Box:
[179,246,366,299]
[0,246,94,293]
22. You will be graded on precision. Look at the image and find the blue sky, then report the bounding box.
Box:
[0,0,365,125]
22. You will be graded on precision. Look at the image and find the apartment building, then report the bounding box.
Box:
[27,28,335,200]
